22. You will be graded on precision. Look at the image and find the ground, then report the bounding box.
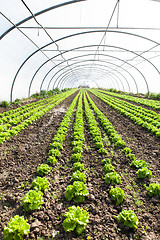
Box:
[0,91,159,240]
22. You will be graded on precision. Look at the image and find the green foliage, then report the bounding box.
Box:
[31,176,49,191]
[49,148,61,158]
[22,190,43,211]
[36,164,52,176]
[65,181,89,203]
[3,215,30,240]
[49,142,63,150]
[109,186,125,205]
[146,183,160,197]
[103,163,114,173]
[71,170,86,183]
[115,209,139,229]
[122,147,132,154]
[73,145,83,153]
[136,168,152,179]
[71,153,82,162]
[0,100,10,108]
[101,158,111,165]
[98,148,108,155]
[105,171,122,185]
[130,159,148,169]
[73,162,85,172]
[47,156,57,165]
[126,153,136,161]
[63,206,89,235]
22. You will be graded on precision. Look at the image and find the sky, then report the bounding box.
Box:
[0,0,160,101]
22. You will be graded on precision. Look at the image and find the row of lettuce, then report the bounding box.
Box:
[85,91,160,229]
[90,89,160,138]
[3,90,160,239]
[100,89,160,110]
[0,89,77,144]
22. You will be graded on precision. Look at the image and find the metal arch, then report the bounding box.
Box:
[30,42,159,96]
[0,0,87,40]
[55,66,119,90]
[50,63,121,91]
[49,53,143,93]
[50,59,131,92]
[11,30,160,101]
[59,71,114,90]
[59,68,119,90]
[29,43,140,95]
[49,62,126,91]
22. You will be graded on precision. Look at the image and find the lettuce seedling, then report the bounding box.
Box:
[49,149,60,158]
[115,209,139,229]
[73,162,85,172]
[130,159,148,169]
[101,158,111,165]
[71,153,82,162]
[122,147,132,154]
[109,186,125,205]
[3,215,30,240]
[71,170,86,183]
[22,190,43,211]
[63,206,89,235]
[126,153,136,161]
[73,145,83,153]
[103,163,114,173]
[47,156,57,165]
[31,176,49,191]
[136,168,152,179]
[105,172,122,185]
[98,148,108,155]
[146,183,160,197]
[36,164,52,176]
[65,181,89,203]
[49,142,63,150]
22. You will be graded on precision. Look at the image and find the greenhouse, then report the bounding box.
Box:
[0,0,160,239]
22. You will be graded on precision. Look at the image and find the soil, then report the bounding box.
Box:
[0,91,159,240]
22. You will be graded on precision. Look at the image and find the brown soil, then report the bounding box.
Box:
[0,91,159,240]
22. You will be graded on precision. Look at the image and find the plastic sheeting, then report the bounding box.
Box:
[0,0,160,101]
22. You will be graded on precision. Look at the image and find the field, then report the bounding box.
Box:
[0,89,159,240]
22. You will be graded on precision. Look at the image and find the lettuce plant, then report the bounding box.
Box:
[22,190,43,211]
[71,170,86,183]
[71,153,82,162]
[101,158,111,165]
[65,181,89,203]
[73,145,83,153]
[73,162,85,172]
[63,206,89,235]
[146,183,160,197]
[49,142,63,150]
[103,163,114,173]
[115,209,139,229]
[109,186,125,205]
[98,148,108,155]
[48,148,60,158]
[3,215,30,240]
[136,168,152,179]
[126,153,136,161]
[31,176,49,191]
[36,164,52,176]
[47,156,57,165]
[105,171,122,185]
[130,159,148,169]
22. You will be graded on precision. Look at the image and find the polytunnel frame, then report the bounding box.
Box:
[58,68,115,89]
[9,29,160,101]
[30,43,141,95]
[57,66,120,90]
[47,58,132,91]
[52,64,121,90]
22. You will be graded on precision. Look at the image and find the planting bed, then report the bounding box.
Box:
[0,90,159,240]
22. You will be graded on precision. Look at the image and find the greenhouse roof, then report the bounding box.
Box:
[1,0,160,101]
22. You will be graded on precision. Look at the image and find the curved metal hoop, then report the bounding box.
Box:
[11,30,160,101]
